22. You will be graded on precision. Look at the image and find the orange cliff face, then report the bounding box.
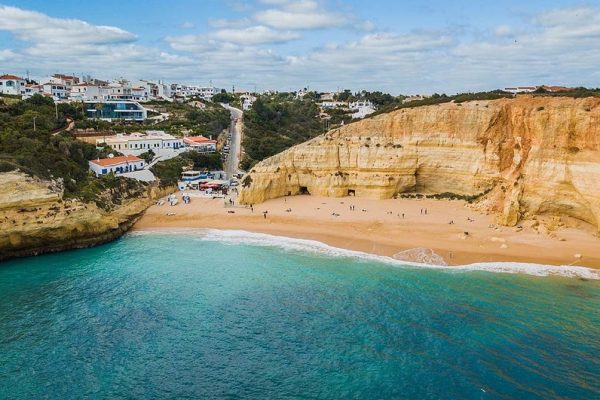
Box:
[239,96,600,231]
[0,171,170,261]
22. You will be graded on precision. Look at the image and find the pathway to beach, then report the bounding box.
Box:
[134,194,600,268]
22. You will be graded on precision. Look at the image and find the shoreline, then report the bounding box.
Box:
[128,228,600,279]
[133,194,600,270]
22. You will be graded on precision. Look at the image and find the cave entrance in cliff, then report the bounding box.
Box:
[348,189,356,196]
[299,186,310,195]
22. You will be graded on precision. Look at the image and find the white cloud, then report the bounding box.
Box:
[167,25,299,48]
[253,0,352,30]
[180,21,195,29]
[213,25,300,45]
[3,4,600,94]
[0,5,136,46]
[208,17,252,29]
[0,49,19,61]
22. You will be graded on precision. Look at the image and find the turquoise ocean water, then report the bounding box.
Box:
[0,230,598,399]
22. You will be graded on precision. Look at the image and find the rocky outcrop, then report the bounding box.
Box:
[239,96,600,231]
[0,172,168,261]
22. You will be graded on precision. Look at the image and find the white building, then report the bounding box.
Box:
[22,84,43,99]
[0,74,27,96]
[319,92,336,101]
[70,83,108,101]
[97,131,184,156]
[320,101,347,108]
[89,155,146,176]
[504,86,537,94]
[240,94,257,110]
[183,135,217,153]
[41,82,68,100]
[350,100,376,119]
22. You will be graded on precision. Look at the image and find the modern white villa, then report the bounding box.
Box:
[88,155,146,176]
[84,101,147,121]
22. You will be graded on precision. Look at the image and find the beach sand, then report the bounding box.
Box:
[133,194,600,269]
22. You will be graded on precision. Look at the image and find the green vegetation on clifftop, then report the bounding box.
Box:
[241,96,322,170]
[0,95,146,206]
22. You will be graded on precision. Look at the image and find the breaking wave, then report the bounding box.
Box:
[129,229,600,280]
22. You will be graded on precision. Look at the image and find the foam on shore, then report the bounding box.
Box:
[128,228,600,280]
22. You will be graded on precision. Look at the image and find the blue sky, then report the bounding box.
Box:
[1,0,599,93]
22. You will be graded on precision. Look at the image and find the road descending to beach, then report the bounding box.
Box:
[134,194,600,268]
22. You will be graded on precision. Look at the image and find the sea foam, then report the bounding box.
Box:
[129,229,600,280]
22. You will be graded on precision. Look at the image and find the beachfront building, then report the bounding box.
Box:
[84,101,147,121]
[0,74,27,96]
[183,135,217,153]
[88,155,146,176]
[97,131,184,156]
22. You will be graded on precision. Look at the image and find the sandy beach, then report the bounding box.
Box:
[133,193,600,269]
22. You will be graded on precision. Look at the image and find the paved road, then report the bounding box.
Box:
[220,104,243,180]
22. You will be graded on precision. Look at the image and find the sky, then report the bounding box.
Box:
[1,0,599,94]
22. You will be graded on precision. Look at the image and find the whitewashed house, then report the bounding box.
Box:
[503,86,537,94]
[350,100,376,119]
[70,83,109,101]
[89,155,146,176]
[240,94,257,110]
[97,131,184,156]
[0,74,27,96]
[183,135,217,153]
[41,82,68,99]
[22,84,43,99]
[320,101,347,108]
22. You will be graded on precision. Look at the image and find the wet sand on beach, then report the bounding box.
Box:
[134,194,600,268]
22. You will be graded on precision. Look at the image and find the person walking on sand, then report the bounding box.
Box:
[263,211,268,219]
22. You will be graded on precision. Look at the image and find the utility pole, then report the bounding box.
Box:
[55,101,58,120]
[33,116,37,132]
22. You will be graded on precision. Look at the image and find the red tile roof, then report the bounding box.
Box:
[0,74,25,80]
[184,135,217,145]
[90,155,143,167]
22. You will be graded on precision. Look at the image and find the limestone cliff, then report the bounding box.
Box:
[239,96,600,231]
[0,172,168,261]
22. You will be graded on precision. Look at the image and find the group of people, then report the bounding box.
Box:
[167,194,178,206]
